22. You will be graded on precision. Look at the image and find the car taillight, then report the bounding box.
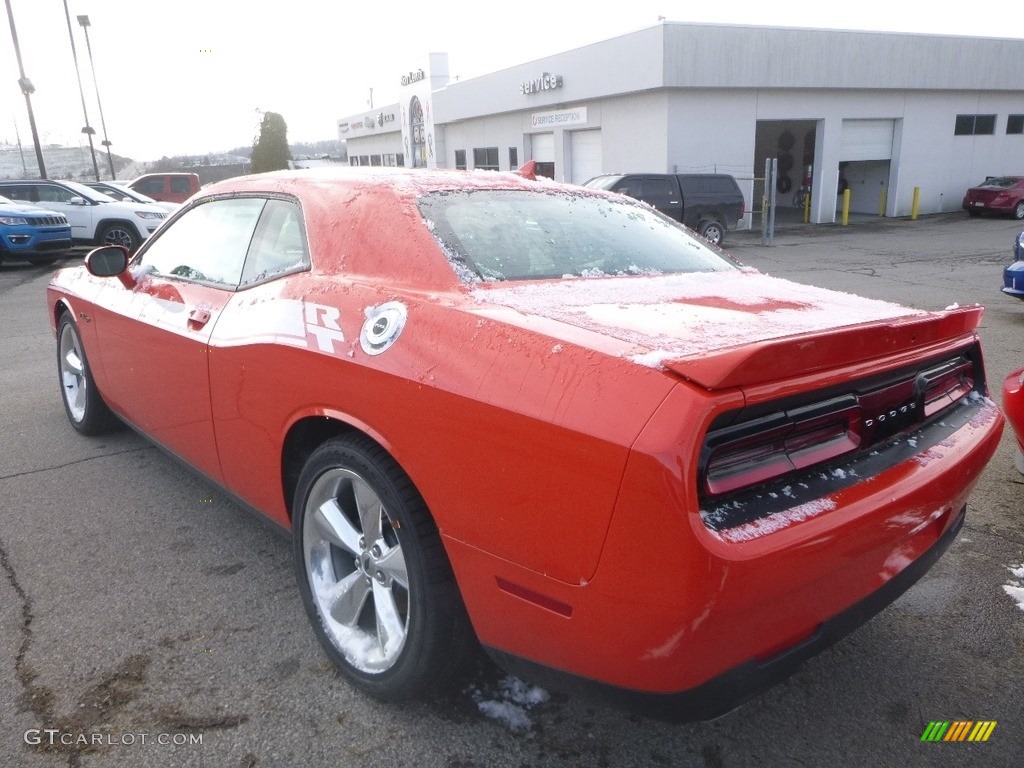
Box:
[704,398,861,496]
[701,355,978,499]
[919,359,974,417]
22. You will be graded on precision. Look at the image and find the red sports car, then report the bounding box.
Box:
[48,167,1003,720]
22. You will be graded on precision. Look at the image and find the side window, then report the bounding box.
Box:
[0,185,36,203]
[709,177,736,193]
[614,179,639,198]
[239,199,310,287]
[134,178,163,195]
[37,185,75,203]
[170,177,191,194]
[139,198,266,287]
[643,178,676,205]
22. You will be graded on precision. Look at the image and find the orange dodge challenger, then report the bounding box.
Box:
[48,166,1002,720]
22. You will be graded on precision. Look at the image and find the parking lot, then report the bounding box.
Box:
[1,212,1022,768]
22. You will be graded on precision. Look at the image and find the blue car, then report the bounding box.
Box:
[0,195,73,266]
[1003,231,1024,298]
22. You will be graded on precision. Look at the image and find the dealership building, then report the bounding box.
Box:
[337,23,1024,226]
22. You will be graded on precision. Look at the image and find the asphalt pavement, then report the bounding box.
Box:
[1,212,1022,767]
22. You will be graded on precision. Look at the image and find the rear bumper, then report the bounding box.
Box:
[452,390,1001,718]
[486,503,966,722]
[963,199,1015,213]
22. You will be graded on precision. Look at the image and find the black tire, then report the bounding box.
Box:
[56,313,117,435]
[292,434,473,699]
[967,209,981,217]
[1014,201,1024,220]
[98,222,140,252]
[698,219,725,246]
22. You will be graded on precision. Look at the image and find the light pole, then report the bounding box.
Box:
[77,15,115,179]
[62,0,99,180]
[4,0,46,177]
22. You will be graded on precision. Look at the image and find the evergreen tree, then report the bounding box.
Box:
[251,112,291,173]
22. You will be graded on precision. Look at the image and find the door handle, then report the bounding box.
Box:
[187,308,211,329]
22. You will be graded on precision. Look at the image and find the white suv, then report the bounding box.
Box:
[0,179,171,252]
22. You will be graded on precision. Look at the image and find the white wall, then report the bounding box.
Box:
[594,94,666,174]
[440,113,531,172]
[344,132,402,158]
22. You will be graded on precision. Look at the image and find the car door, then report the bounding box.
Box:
[33,182,97,241]
[91,197,267,483]
[206,198,316,520]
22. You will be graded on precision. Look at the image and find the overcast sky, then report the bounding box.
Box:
[2,1,1021,163]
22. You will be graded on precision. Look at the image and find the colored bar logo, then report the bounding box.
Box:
[921,721,997,742]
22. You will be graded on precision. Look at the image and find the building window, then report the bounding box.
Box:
[954,114,996,136]
[455,150,467,170]
[508,147,518,170]
[473,147,499,171]
[1008,115,1024,135]
[350,157,359,166]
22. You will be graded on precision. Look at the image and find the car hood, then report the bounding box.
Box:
[0,202,62,218]
[467,270,982,389]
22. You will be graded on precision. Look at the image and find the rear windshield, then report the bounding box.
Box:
[418,189,735,282]
[979,177,1022,188]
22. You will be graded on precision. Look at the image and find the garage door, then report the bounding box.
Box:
[570,129,602,185]
[840,119,894,161]
[531,133,554,162]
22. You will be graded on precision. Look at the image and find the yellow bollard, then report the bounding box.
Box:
[911,187,920,220]
[803,190,811,223]
[879,188,887,217]
[841,188,851,226]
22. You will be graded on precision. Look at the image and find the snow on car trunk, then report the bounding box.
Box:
[469,270,983,387]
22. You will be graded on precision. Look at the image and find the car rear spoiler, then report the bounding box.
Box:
[515,160,538,180]
[661,306,985,390]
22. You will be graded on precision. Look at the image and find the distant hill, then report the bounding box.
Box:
[1,138,345,183]
[222,139,345,161]
[0,143,134,181]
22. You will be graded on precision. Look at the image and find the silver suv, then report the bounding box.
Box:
[0,179,170,252]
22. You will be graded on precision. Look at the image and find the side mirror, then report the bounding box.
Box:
[85,246,134,288]
[68,196,89,206]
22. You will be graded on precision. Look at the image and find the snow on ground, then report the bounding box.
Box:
[468,674,551,733]
[1003,564,1024,613]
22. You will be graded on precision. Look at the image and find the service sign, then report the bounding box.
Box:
[520,73,563,95]
[531,107,587,128]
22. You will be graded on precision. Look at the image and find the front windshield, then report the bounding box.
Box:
[419,189,735,282]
